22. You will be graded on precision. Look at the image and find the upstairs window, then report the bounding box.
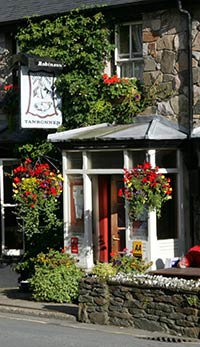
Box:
[115,22,143,79]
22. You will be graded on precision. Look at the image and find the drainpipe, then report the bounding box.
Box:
[177,1,194,246]
[177,0,193,137]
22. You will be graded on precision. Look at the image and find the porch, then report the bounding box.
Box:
[48,115,189,270]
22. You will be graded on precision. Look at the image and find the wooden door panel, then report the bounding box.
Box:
[110,175,125,255]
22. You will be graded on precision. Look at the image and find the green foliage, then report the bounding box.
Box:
[111,254,152,274]
[87,74,146,124]
[16,10,154,128]
[17,141,56,162]
[91,254,152,280]
[15,257,35,282]
[186,295,199,307]
[16,10,114,129]
[91,262,117,280]
[29,250,84,303]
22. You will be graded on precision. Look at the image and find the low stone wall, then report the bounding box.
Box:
[78,277,200,339]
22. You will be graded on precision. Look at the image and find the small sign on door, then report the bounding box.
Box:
[133,240,142,257]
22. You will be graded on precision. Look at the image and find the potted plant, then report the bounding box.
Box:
[118,162,172,221]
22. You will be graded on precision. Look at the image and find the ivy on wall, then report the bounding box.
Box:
[16,9,115,129]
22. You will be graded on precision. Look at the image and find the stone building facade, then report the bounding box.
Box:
[143,8,189,127]
[141,6,200,132]
[0,0,199,262]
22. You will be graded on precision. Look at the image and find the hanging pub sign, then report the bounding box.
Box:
[12,53,63,129]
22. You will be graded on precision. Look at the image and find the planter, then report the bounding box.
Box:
[110,95,126,105]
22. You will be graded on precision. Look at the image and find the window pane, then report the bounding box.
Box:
[131,24,142,56]
[5,208,23,249]
[119,25,129,56]
[120,62,133,78]
[68,175,84,234]
[117,180,125,228]
[90,151,123,169]
[157,174,177,239]
[129,150,146,166]
[67,152,82,169]
[156,150,177,168]
[4,161,19,203]
[120,60,143,79]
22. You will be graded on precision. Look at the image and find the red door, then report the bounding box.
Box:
[98,175,125,262]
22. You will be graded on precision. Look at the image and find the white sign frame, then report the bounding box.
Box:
[20,66,62,129]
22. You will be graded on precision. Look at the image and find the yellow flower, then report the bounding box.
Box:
[57,174,64,181]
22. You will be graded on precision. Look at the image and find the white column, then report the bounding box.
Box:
[148,211,157,269]
[83,152,94,269]
[147,149,158,269]
[0,160,4,253]
[62,151,70,248]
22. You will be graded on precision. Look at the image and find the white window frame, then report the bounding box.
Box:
[115,21,143,79]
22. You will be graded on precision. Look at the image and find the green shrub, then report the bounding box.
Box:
[111,254,152,274]
[15,257,35,282]
[91,262,117,280]
[91,254,152,281]
[29,249,84,303]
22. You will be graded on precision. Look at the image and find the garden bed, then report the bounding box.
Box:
[78,274,200,339]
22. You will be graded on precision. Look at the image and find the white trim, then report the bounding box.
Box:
[63,151,69,246]
[83,151,93,269]
[0,161,4,250]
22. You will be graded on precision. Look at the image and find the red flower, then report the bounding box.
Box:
[118,188,123,197]
[13,176,21,183]
[50,187,57,195]
[143,162,151,170]
[24,158,32,164]
[4,84,13,91]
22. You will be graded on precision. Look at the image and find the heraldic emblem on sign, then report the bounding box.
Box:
[26,72,60,118]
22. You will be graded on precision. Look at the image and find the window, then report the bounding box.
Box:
[157,174,178,240]
[115,22,143,79]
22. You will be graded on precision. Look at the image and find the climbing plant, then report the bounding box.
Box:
[16,9,149,128]
[16,10,115,129]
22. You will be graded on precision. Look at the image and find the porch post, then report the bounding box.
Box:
[148,149,157,269]
[62,151,69,248]
[83,152,94,269]
[148,211,157,269]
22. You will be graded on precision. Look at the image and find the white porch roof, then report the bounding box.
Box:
[48,115,187,143]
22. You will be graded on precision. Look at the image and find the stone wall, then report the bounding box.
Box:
[142,7,200,130]
[78,277,200,339]
[192,9,200,128]
[142,9,189,128]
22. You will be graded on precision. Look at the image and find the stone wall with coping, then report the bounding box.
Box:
[78,277,200,339]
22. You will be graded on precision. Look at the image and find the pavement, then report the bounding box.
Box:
[0,262,199,343]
